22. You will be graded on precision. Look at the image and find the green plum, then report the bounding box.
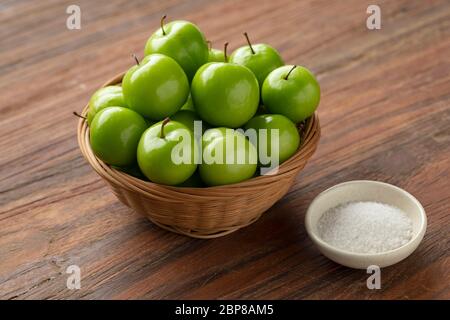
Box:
[208,48,225,62]
[171,109,207,133]
[90,107,147,166]
[87,86,126,125]
[122,54,189,121]
[262,65,320,123]
[230,33,284,87]
[206,41,225,62]
[144,16,209,81]
[244,114,300,166]
[180,94,195,112]
[191,62,259,128]
[199,128,257,186]
[137,119,198,185]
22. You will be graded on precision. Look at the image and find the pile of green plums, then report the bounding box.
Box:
[87,17,320,187]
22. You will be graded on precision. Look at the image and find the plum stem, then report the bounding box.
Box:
[224,42,229,62]
[73,111,86,120]
[207,40,212,51]
[160,117,170,138]
[161,15,167,35]
[132,53,140,66]
[243,32,255,54]
[284,65,297,80]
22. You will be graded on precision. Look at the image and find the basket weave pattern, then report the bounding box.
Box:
[77,73,321,238]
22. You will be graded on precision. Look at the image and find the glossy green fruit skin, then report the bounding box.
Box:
[208,48,225,62]
[90,107,147,167]
[137,121,197,185]
[180,94,195,112]
[191,62,259,128]
[122,54,189,120]
[262,65,320,123]
[87,86,126,125]
[144,20,208,81]
[199,128,257,186]
[170,109,207,133]
[244,114,300,164]
[230,44,284,87]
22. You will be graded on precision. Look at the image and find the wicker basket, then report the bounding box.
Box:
[77,72,321,238]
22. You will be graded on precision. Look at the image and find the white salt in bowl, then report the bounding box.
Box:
[305,180,427,269]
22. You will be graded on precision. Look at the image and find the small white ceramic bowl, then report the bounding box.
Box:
[305,180,427,269]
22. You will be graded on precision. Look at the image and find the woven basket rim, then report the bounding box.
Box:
[77,72,321,201]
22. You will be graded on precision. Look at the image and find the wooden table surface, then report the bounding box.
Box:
[1,0,449,300]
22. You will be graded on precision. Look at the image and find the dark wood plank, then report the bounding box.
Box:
[0,0,449,299]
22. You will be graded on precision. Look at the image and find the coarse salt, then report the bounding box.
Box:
[317,201,413,254]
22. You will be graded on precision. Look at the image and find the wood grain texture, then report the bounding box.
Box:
[0,0,449,299]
